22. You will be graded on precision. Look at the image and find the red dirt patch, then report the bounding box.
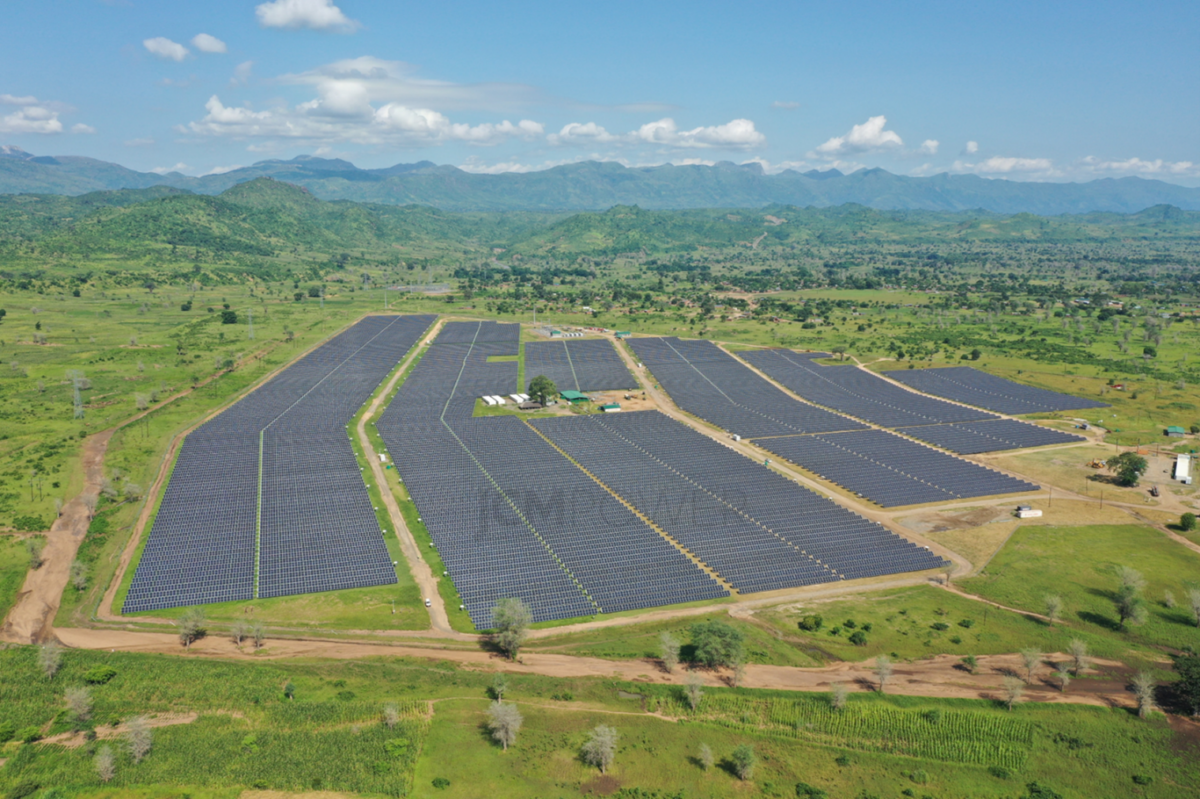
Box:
[580,775,621,795]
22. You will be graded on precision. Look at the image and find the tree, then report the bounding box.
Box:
[1117,584,1148,628]
[491,598,533,660]
[689,620,745,669]
[1188,589,1200,628]
[231,620,249,647]
[874,655,894,694]
[961,654,978,675]
[1054,668,1072,693]
[1132,671,1157,718]
[384,703,400,730]
[125,716,152,763]
[38,641,62,679]
[659,631,680,673]
[731,656,746,689]
[26,538,44,569]
[1175,654,1200,716]
[491,673,508,701]
[487,701,523,750]
[830,682,849,710]
[527,374,558,406]
[969,348,982,360]
[684,673,705,711]
[1002,676,1025,710]
[1108,452,1148,487]
[220,309,238,325]
[581,725,618,774]
[1181,513,1197,532]
[698,742,714,771]
[284,681,295,700]
[731,744,757,781]
[1068,640,1089,675]
[1020,649,1042,683]
[178,607,205,650]
[70,560,88,592]
[94,745,115,783]
[251,622,266,650]
[1043,595,1064,626]
[65,686,93,728]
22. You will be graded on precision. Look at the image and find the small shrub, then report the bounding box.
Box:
[18,726,42,743]
[931,622,950,631]
[1132,774,1153,786]
[0,721,15,743]
[844,619,857,629]
[950,635,963,645]
[959,619,975,628]
[796,783,828,798]
[1182,513,1197,532]
[861,623,872,633]
[432,777,451,789]
[798,614,823,632]
[848,630,867,646]
[335,690,356,701]
[988,765,1011,780]
[829,626,841,636]
[82,666,117,685]
[835,753,851,767]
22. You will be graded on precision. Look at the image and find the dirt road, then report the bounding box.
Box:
[53,626,1135,710]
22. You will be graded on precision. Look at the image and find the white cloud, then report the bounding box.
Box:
[919,139,939,155]
[744,157,864,175]
[634,117,765,149]
[964,140,979,154]
[812,115,902,156]
[184,94,544,146]
[772,101,800,110]
[71,123,96,134]
[547,122,618,145]
[1078,156,1198,178]
[200,164,244,176]
[0,94,67,134]
[191,33,227,54]
[150,162,189,175]
[230,61,254,86]
[143,37,190,61]
[255,0,359,32]
[952,156,1058,176]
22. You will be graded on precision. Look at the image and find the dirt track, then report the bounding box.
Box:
[53,626,1135,709]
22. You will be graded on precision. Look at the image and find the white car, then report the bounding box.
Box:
[424,598,432,607]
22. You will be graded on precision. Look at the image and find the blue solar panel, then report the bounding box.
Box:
[887,366,1110,414]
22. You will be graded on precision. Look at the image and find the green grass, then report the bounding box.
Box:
[0,534,35,620]
[961,524,1200,658]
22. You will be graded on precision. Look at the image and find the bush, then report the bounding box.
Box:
[82,666,118,685]
[798,614,823,632]
[796,783,828,799]
[0,721,15,743]
[931,622,950,631]
[220,310,238,325]
[959,619,975,628]
[17,726,42,743]
[988,765,1012,780]
[432,777,451,789]
[11,516,46,532]
[1132,775,1153,786]
[848,630,867,646]
[1181,513,1197,532]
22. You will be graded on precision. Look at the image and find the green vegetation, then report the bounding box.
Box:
[960,524,1200,657]
[0,534,36,620]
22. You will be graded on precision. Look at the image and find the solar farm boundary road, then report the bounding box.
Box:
[608,336,973,577]
[521,418,739,596]
[92,313,435,626]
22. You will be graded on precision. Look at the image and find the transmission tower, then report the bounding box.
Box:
[68,369,85,419]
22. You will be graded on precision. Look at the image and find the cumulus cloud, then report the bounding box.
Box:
[963,140,979,154]
[1078,155,1198,178]
[812,115,903,157]
[255,0,360,32]
[772,101,800,110]
[143,37,190,61]
[150,162,189,175]
[460,155,732,175]
[634,117,765,149]
[71,123,96,134]
[200,164,244,176]
[547,121,618,145]
[0,94,68,134]
[744,157,864,175]
[919,139,939,155]
[191,33,227,54]
[184,94,544,146]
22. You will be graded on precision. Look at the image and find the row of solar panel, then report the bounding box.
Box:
[123,315,435,613]
[887,366,1110,414]
[524,339,637,393]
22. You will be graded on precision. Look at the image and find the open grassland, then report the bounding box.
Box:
[0,534,36,621]
[960,524,1200,660]
[2,645,1194,799]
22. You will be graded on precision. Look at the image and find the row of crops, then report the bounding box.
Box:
[648,693,1035,770]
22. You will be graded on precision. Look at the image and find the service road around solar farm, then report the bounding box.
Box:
[112,316,1103,634]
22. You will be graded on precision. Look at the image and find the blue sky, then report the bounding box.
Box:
[2,0,1197,184]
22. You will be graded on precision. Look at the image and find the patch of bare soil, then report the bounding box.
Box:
[41,712,199,748]
[898,506,1007,534]
[581,775,622,795]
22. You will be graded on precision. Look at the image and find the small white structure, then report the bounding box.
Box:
[481,396,497,406]
[493,395,507,405]
[379,453,388,463]
[1176,454,1192,482]
[509,394,523,403]
[1015,504,1043,519]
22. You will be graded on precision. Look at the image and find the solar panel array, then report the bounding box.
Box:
[123,314,435,613]
[755,430,1040,507]
[896,419,1085,454]
[377,321,726,628]
[739,349,997,427]
[887,366,1110,414]
[534,411,946,588]
[628,337,864,437]
[525,339,637,393]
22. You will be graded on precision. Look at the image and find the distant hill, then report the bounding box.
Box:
[1,148,1198,214]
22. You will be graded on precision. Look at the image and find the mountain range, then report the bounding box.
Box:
[2,145,1199,215]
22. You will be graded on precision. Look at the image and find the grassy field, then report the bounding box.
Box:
[960,523,1200,658]
[0,533,35,621]
[2,644,1194,799]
